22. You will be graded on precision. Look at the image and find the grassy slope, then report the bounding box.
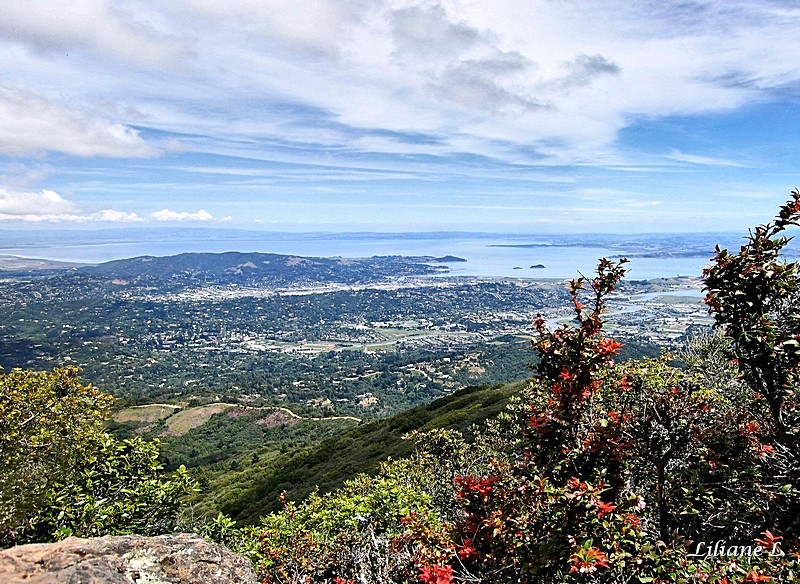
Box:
[203,381,524,524]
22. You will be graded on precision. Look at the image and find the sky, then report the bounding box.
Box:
[1,0,800,233]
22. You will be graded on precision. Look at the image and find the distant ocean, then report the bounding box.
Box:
[0,228,746,280]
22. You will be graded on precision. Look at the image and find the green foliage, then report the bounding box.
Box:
[0,367,112,532]
[158,409,356,471]
[9,197,800,583]
[444,193,800,581]
[15,434,197,544]
[704,189,800,536]
[0,366,197,548]
[255,475,446,583]
[204,439,466,584]
[447,237,800,581]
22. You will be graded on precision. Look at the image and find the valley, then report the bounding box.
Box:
[0,250,713,519]
[1,252,708,417]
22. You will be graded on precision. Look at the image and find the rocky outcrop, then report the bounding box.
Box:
[0,533,257,583]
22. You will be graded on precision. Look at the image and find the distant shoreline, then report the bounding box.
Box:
[0,230,739,280]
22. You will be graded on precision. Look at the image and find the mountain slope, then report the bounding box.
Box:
[195,381,523,524]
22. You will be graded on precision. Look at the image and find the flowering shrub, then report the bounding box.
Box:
[252,470,455,583]
[450,259,666,582]
[447,203,800,582]
[418,564,453,584]
[704,189,800,538]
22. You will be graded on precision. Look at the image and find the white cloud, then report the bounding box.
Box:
[1,1,797,166]
[0,0,191,69]
[120,0,798,164]
[151,208,214,221]
[0,187,143,222]
[177,0,365,59]
[0,85,158,157]
[0,187,77,216]
[94,209,144,222]
[0,0,799,236]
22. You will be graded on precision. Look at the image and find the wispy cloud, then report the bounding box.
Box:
[667,150,746,167]
[0,1,798,230]
[0,0,192,69]
[7,0,793,163]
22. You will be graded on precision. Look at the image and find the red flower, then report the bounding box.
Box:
[596,338,623,356]
[418,564,454,584]
[704,294,722,311]
[742,421,761,435]
[569,547,610,574]
[558,369,574,381]
[624,512,640,526]
[567,477,588,495]
[756,443,775,458]
[594,500,617,518]
[744,570,773,583]
[454,476,497,500]
[528,414,550,432]
[755,530,783,549]
[457,542,480,561]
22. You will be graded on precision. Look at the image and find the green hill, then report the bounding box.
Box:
[195,381,522,524]
[82,251,457,286]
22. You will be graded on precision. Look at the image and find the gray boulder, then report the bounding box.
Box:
[0,533,257,583]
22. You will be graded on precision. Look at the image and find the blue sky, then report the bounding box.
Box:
[1,0,800,233]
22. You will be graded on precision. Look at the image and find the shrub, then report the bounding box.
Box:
[255,470,453,584]
[16,434,197,543]
[0,367,197,547]
[0,367,112,534]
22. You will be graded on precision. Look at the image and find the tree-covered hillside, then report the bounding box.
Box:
[83,251,457,285]
[202,381,521,524]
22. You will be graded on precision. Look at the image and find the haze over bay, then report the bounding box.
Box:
[0,228,751,280]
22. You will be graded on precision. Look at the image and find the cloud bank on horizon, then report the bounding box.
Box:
[1,0,799,232]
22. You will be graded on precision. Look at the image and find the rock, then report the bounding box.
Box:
[0,533,257,583]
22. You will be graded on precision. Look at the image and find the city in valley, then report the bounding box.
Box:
[0,251,711,419]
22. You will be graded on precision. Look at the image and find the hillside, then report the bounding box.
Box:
[192,381,522,524]
[108,403,359,472]
[81,251,463,286]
